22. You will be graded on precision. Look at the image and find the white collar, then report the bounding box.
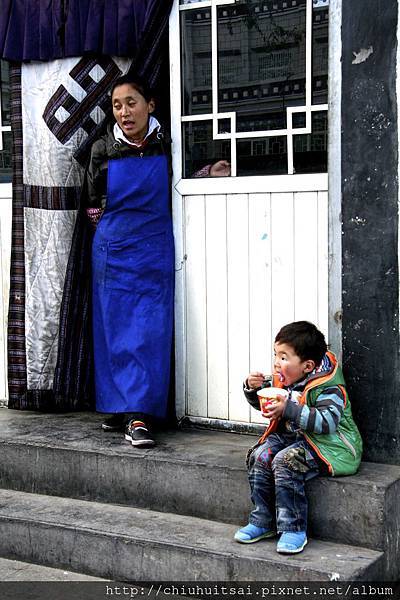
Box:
[113,115,161,147]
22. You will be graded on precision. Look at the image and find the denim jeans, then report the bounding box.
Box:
[247,432,322,533]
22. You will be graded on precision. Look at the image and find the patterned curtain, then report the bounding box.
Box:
[5,1,174,410]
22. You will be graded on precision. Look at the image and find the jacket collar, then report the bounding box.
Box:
[299,351,338,404]
[113,115,161,147]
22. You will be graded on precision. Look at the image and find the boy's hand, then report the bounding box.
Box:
[263,395,287,420]
[246,372,265,389]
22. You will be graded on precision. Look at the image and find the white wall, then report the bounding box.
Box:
[0,183,12,405]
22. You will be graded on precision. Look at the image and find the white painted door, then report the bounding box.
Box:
[0,60,12,406]
[171,0,330,427]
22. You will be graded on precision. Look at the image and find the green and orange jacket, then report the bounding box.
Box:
[252,352,363,476]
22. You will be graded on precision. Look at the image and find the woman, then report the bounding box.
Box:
[86,74,175,448]
[86,74,231,448]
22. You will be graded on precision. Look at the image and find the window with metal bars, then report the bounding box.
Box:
[179,0,328,177]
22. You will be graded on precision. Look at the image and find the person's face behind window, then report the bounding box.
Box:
[112,83,155,144]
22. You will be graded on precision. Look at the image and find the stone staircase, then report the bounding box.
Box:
[0,410,399,581]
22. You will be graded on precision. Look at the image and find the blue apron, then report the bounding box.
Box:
[92,154,174,418]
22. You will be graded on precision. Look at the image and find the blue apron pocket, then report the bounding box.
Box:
[105,230,168,292]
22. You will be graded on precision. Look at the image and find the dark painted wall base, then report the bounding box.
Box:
[341,0,400,464]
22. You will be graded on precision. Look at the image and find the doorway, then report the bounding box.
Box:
[169,0,330,427]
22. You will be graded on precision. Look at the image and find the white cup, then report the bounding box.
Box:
[257,387,288,414]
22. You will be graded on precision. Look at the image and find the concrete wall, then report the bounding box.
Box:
[341,0,400,464]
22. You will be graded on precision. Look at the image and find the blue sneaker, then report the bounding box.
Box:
[276,531,308,554]
[234,523,276,544]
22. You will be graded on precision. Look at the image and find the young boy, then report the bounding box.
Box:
[235,321,362,554]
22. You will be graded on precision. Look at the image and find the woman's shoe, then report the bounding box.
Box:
[234,523,276,543]
[125,420,155,447]
[276,531,308,554]
[101,413,126,431]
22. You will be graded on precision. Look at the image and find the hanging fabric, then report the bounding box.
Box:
[0,0,170,63]
[5,0,174,410]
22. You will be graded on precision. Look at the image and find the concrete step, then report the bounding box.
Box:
[0,556,108,581]
[1,410,399,568]
[0,489,384,582]
[1,410,400,579]
[0,557,111,600]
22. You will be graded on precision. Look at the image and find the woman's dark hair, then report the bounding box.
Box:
[275,321,327,365]
[111,74,154,103]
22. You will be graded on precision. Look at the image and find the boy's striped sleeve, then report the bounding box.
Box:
[283,386,345,434]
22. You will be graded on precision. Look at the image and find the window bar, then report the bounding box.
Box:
[211,0,218,135]
[179,1,212,10]
[305,0,313,126]
[287,112,294,175]
[230,111,237,177]
[286,0,314,173]
[211,0,237,175]
[169,0,183,183]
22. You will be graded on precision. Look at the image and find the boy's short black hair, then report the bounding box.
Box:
[275,321,327,365]
[111,73,153,103]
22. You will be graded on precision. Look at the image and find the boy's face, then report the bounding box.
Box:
[273,342,315,387]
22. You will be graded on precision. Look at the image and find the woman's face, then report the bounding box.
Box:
[112,83,155,143]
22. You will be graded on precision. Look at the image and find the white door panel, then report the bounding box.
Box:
[181,184,328,424]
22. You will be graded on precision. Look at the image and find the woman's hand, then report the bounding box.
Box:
[246,372,265,389]
[263,395,287,420]
[210,160,231,177]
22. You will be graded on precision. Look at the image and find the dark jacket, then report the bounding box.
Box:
[84,124,171,209]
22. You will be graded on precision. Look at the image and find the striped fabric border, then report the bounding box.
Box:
[7,64,28,409]
[53,207,95,410]
[24,185,80,211]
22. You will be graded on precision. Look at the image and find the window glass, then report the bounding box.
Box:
[217,0,307,132]
[312,0,328,104]
[293,111,327,173]
[0,131,12,183]
[237,135,287,176]
[181,8,212,116]
[183,121,231,177]
[0,60,10,125]
[0,60,11,183]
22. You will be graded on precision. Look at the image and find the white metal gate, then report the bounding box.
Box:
[170,0,330,426]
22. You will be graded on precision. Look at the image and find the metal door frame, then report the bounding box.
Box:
[169,0,341,424]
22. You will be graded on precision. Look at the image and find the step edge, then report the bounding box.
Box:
[0,490,385,561]
[2,441,400,483]
[0,514,384,580]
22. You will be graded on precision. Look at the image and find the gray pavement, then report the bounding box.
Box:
[0,556,107,580]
